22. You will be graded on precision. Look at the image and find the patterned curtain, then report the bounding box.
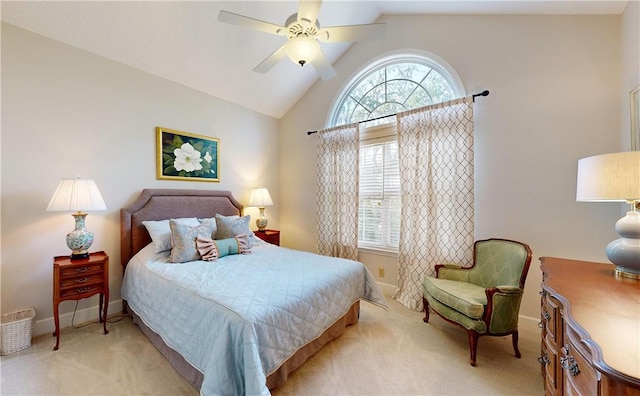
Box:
[316,123,360,260]
[392,96,475,310]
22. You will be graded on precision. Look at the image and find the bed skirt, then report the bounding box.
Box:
[128,300,361,391]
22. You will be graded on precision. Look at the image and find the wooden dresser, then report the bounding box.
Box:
[539,257,640,395]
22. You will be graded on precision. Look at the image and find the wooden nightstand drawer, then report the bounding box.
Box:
[60,273,103,288]
[60,283,103,299]
[60,263,102,278]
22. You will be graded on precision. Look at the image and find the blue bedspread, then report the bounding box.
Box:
[121,242,387,395]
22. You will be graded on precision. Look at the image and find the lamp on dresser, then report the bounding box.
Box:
[46,176,107,259]
[576,151,640,279]
[248,187,273,231]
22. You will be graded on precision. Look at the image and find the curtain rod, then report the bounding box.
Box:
[306,90,489,136]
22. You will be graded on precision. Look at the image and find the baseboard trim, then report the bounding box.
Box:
[518,314,541,335]
[34,299,124,337]
[378,281,396,296]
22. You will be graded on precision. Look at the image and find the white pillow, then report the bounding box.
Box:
[142,218,201,253]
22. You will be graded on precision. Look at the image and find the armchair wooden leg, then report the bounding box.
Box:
[422,297,430,323]
[512,331,521,358]
[467,330,479,366]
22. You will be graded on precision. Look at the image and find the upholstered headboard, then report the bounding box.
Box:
[120,189,243,267]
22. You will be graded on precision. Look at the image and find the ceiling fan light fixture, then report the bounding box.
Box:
[284,35,320,67]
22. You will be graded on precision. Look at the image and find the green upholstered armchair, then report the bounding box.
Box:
[422,238,532,366]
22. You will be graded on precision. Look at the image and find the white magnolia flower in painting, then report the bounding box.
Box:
[173,143,203,172]
[204,151,212,163]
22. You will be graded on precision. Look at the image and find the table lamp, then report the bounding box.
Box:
[576,151,640,279]
[47,176,107,259]
[248,187,273,231]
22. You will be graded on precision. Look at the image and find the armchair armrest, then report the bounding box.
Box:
[435,263,470,282]
[494,285,522,294]
[442,263,462,269]
[483,287,524,333]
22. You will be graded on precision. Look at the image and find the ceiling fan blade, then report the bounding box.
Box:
[315,23,386,43]
[309,50,336,80]
[253,45,288,74]
[297,0,322,25]
[218,10,287,36]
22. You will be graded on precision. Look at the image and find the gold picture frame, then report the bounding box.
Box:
[156,127,220,182]
[631,86,640,151]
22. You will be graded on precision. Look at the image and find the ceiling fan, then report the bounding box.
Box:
[218,0,386,80]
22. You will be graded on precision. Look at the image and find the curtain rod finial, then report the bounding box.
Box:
[472,90,489,102]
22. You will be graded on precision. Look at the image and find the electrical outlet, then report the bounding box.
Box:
[378,268,385,278]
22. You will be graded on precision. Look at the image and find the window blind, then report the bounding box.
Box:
[358,130,401,251]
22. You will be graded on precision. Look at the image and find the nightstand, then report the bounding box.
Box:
[254,229,280,246]
[52,251,109,350]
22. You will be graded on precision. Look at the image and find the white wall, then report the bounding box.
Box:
[622,1,640,150]
[279,14,622,321]
[1,23,280,335]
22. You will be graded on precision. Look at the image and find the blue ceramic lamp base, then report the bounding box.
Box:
[66,212,95,260]
[256,207,268,231]
[607,210,640,280]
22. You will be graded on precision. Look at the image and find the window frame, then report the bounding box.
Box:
[326,51,466,254]
[326,50,466,128]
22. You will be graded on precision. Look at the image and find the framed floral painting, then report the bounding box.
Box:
[156,127,220,182]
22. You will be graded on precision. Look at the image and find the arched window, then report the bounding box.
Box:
[329,52,464,127]
[329,52,464,252]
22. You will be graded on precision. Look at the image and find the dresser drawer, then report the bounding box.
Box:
[565,323,593,363]
[542,294,560,345]
[542,337,561,394]
[561,330,600,396]
[60,263,102,278]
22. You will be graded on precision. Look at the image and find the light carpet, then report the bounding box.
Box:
[1,295,543,395]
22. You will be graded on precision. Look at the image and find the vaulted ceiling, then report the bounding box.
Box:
[1,1,628,118]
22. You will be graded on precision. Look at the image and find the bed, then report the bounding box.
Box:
[120,189,387,395]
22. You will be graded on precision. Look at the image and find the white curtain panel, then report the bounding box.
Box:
[316,123,360,260]
[393,96,475,310]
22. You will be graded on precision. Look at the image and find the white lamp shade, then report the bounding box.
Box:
[47,178,107,212]
[284,36,320,66]
[576,151,640,202]
[248,188,273,207]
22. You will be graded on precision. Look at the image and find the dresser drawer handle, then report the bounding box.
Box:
[538,312,551,328]
[75,277,90,284]
[75,267,90,273]
[538,354,550,366]
[75,287,91,293]
[560,345,580,376]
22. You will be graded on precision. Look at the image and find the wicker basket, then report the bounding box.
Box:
[1,308,35,355]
